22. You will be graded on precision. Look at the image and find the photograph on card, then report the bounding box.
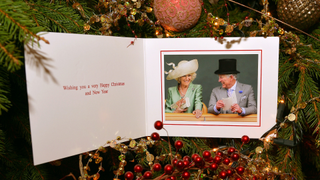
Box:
[162,52,260,124]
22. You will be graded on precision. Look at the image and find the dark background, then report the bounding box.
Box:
[164,54,259,108]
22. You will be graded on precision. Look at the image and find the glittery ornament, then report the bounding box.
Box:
[129,139,136,148]
[277,0,320,30]
[154,0,202,32]
[118,4,127,15]
[146,153,154,162]
[288,113,296,121]
[84,23,91,31]
[225,24,234,33]
[146,7,153,13]
[255,146,264,154]
[128,15,135,22]
[219,29,224,35]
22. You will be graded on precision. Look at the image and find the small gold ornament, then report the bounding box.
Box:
[217,18,225,26]
[95,157,103,164]
[129,139,137,148]
[219,29,224,35]
[84,23,90,31]
[287,113,296,121]
[225,25,234,33]
[146,153,154,162]
[146,7,153,13]
[255,146,264,154]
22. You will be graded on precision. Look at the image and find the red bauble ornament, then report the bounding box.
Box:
[241,135,250,144]
[165,178,171,180]
[151,132,160,141]
[143,171,153,179]
[209,163,218,171]
[213,156,222,164]
[181,171,191,179]
[216,151,223,156]
[172,158,178,167]
[176,160,185,171]
[223,158,230,165]
[202,150,211,159]
[191,153,200,162]
[164,164,174,175]
[194,156,203,164]
[236,166,245,174]
[154,0,202,32]
[153,163,162,172]
[183,156,191,163]
[226,169,233,177]
[174,140,184,150]
[231,153,240,161]
[170,176,177,180]
[154,121,163,130]
[134,164,143,173]
[124,171,134,180]
[183,160,190,167]
[252,176,258,180]
[227,147,236,154]
[235,177,242,180]
[219,170,227,179]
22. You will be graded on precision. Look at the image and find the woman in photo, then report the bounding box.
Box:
[165,59,203,118]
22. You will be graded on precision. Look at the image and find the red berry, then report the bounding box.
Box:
[164,164,174,175]
[213,156,222,164]
[227,147,236,154]
[241,135,250,144]
[152,163,162,171]
[134,164,143,173]
[219,170,227,179]
[176,160,185,171]
[216,151,223,156]
[174,140,184,150]
[181,171,191,179]
[143,171,153,179]
[151,132,160,140]
[209,163,218,171]
[202,150,211,159]
[236,166,245,174]
[226,169,233,176]
[154,121,163,130]
[231,153,240,161]
[223,158,230,165]
[124,171,134,180]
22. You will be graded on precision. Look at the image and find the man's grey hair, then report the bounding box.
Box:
[226,74,238,80]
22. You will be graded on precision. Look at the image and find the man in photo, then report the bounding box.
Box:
[208,59,257,116]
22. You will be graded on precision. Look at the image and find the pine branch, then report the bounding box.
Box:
[0,2,49,44]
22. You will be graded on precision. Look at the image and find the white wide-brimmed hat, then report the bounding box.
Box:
[165,59,198,80]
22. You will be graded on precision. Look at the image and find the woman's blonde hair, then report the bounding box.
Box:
[175,73,197,83]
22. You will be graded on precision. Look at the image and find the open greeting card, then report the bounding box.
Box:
[25,33,279,165]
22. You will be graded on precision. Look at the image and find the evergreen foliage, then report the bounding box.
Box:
[0,0,319,179]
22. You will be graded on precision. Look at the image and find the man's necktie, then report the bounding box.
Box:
[228,89,233,97]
